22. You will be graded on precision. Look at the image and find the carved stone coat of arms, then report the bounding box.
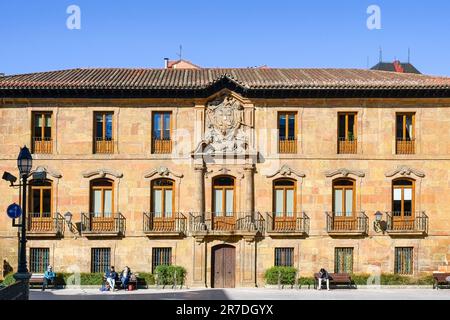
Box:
[195,95,248,154]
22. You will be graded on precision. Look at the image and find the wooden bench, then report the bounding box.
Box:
[29,273,57,289]
[314,273,353,289]
[104,273,139,291]
[433,273,450,289]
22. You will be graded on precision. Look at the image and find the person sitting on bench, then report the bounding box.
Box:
[317,268,330,291]
[105,266,117,291]
[120,266,131,290]
[42,265,56,291]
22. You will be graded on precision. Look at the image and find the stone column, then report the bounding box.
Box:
[194,164,205,215]
[244,165,255,214]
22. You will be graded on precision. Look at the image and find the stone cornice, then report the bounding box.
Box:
[325,168,365,178]
[144,166,183,179]
[82,169,123,179]
[266,164,306,178]
[30,166,62,179]
[385,165,425,178]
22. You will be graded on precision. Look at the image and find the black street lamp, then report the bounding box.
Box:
[16,146,32,275]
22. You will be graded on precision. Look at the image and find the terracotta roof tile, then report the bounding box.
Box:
[0,68,450,91]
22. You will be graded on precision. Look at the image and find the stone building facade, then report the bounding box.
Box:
[0,68,449,287]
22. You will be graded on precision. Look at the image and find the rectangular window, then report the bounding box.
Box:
[91,248,111,273]
[94,112,114,154]
[29,248,50,273]
[396,113,415,154]
[152,248,172,273]
[274,248,294,267]
[152,112,172,153]
[32,112,53,154]
[278,112,297,153]
[337,113,357,154]
[335,248,353,273]
[395,247,413,275]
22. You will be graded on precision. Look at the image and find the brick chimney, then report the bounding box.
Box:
[393,60,404,73]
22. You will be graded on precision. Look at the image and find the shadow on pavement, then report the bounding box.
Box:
[31,289,230,300]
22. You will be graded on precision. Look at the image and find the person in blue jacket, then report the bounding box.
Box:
[42,265,56,291]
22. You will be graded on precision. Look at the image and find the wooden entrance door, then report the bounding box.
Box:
[212,245,235,288]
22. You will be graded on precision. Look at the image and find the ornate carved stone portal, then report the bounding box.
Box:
[194,94,249,155]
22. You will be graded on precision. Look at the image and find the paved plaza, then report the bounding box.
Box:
[30,288,450,300]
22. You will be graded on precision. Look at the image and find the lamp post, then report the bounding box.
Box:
[13,146,33,298]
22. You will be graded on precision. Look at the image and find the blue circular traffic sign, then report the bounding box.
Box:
[7,203,22,219]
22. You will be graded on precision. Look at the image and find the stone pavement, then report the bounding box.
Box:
[30,288,450,300]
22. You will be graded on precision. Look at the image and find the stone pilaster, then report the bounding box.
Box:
[244,164,255,214]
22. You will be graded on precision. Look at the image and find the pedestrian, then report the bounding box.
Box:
[105,266,117,291]
[317,268,330,291]
[42,265,56,291]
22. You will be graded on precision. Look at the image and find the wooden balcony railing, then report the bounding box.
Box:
[338,138,357,154]
[143,212,186,234]
[152,138,172,154]
[27,212,64,235]
[396,139,415,154]
[386,211,428,234]
[189,212,265,233]
[32,137,53,154]
[266,212,310,234]
[94,138,114,154]
[278,138,297,154]
[326,212,368,235]
[81,212,125,235]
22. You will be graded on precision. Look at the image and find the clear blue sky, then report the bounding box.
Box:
[1,0,449,76]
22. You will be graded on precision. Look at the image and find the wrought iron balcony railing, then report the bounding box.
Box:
[152,138,173,154]
[32,137,53,154]
[94,138,114,154]
[143,212,187,234]
[81,212,125,235]
[338,138,357,154]
[27,212,64,236]
[326,211,368,235]
[396,139,415,154]
[278,138,297,154]
[189,212,265,233]
[386,211,428,235]
[266,212,310,235]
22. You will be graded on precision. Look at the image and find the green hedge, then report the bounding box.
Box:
[350,273,434,285]
[2,273,16,287]
[264,266,298,285]
[154,265,186,285]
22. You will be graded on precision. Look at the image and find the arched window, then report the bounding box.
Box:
[90,179,113,218]
[212,176,235,217]
[29,179,52,218]
[151,179,174,218]
[392,179,415,219]
[273,179,296,218]
[332,178,355,218]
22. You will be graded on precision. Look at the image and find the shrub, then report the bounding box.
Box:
[136,272,155,286]
[264,266,298,285]
[154,265,186,285]
[349,273,434,285]
[298,277,315,287]
[2,273,16,286]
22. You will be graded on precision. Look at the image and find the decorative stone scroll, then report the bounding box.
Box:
[144,166,184,179]
[30,166,62,179]
[82,169,123,179]
[194,94,249,154]
[385,166,425,178]
[265,164,306,178]
[325,168,365,178]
